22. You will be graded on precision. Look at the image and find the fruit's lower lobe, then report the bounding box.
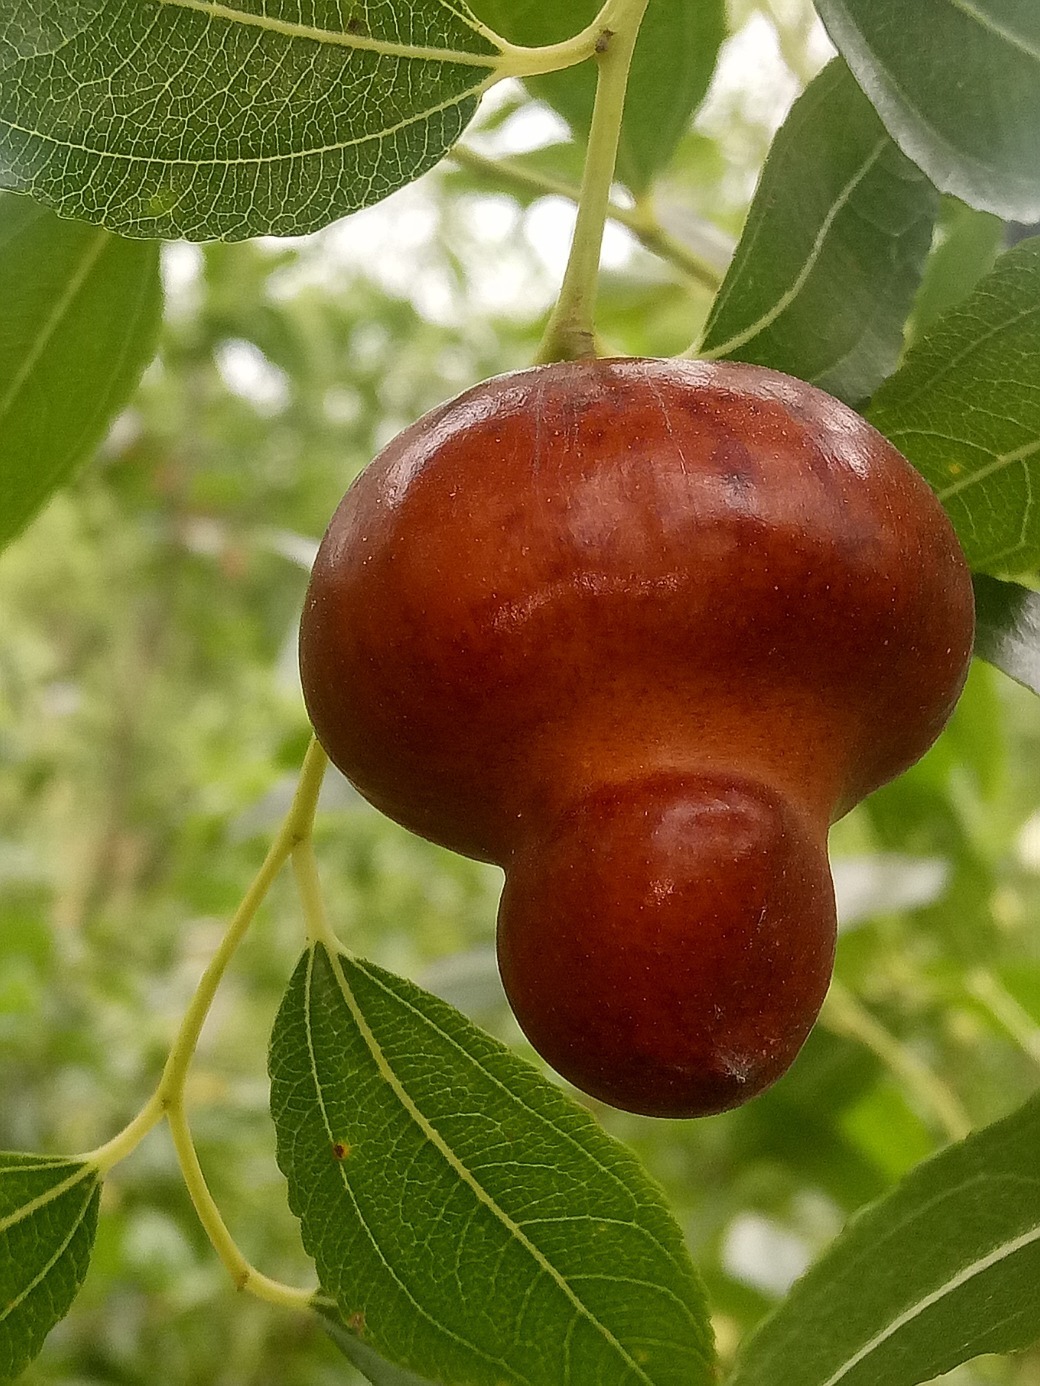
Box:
[300,359,974,1117]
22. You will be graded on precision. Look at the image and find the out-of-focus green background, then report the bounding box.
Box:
[2,3,1039,1382]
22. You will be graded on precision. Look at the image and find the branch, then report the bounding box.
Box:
[449,144,724,292]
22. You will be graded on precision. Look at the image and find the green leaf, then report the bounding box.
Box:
[908,199,1004,346]
[972,574,1040,697]
[269,944,715,1386]
[467,0,725,194]
[325,1312,441,1385]
[0,1153,102,1382]
[0,194,161,551]
[698,60,937,407]
[725,1093,1040,1386]
[867,238,1040,574]
[0,0,500,240]
[816,0,1040,221]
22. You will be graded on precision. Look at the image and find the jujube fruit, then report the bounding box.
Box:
[299,358,974,1118]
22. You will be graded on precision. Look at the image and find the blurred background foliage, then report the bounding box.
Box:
[2,1,1039,1383]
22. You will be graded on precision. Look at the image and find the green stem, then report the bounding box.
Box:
[85,1091,167,1174]
[80,738,332,1305]
[495,0,651,80]
[450,145,723,292]
[292,836,340,951]
[821,978,972,1142]
[166,1097,324,1310]
[154,737,328,1105]
[967,969,1040,1068]
[536,0,652,363]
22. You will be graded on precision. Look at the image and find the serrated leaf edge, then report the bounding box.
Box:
[0,1178,100,1329]
[304,944,673,1385]
[872,290,1040,420]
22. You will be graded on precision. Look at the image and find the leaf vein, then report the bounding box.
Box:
[3,82,487,167]
[299,950,522,1380]
[701,137,889,361]
[323,947,660,1382]
[946,0,1040,62]
[0,1163,97,1237]
[818,1218,1040,1386]
[156,0,501,67]
[0,1179,97,1324]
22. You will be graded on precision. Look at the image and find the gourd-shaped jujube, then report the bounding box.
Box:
[299,359,975,1118]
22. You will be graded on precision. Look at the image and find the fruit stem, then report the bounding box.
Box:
[293,835,341,951]
[535,0,652,364]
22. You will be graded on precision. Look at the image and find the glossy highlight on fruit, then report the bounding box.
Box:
[299,359,975,1118]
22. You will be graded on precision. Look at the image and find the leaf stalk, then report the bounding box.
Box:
[79,738,331,1306]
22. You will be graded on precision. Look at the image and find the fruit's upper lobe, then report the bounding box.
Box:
[300,358,974,866]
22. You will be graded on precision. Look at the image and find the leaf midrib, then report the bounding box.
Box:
[349,955,700,1290]
[159,0,501,67]
[700,128,889,361]
[816,1217,1040,1386]
[0,1181,98,1326]
[311,944,665,1386]
[0,227,108,426]
[299,948,522,1383]
[0,1162,98,1236]
[947,0,1040,63]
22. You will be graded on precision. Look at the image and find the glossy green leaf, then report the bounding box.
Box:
[0,194,160,551]
[972,574,1040,696]
[816,0,1040,221]
[867,238,1040,573]
[699,60,937,406]
[269,944,715,1386]
[0,1153,102,1382]
[467,0,725,194]
[0,0,501,240]
[726,1093,1040,1386]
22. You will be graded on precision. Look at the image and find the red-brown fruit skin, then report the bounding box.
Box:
[498,772,836,1118]
[299,359,975,1118]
